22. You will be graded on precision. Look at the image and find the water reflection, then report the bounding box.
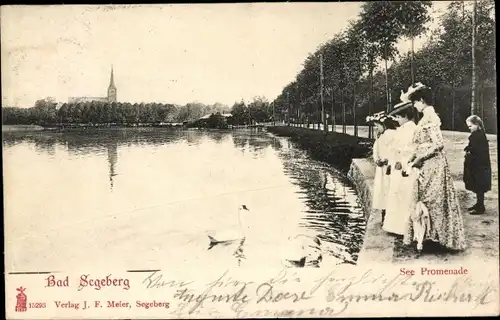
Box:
[33,135,57,156]
[106,142,118,191]
[183,130,204,146]
[277,138,365,264]
[2,128,187,151]
[3,128,188,192]
[3,128,365,270]
[232,128,282,156]
[205,130,228,144]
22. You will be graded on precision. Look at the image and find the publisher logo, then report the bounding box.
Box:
[15,287,27,312]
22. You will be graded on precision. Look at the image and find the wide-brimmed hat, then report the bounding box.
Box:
[366,111,394,124]
[388,101,413,117]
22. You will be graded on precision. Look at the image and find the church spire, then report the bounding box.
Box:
[109,65,116,89]
[107,65,117,102]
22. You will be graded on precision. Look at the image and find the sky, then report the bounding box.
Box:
[1,2,451,108]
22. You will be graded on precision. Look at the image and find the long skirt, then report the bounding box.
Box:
[403,152,467,250]
[372,165,390,210]
[384,168,415,235]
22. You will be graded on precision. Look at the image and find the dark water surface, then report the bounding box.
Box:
[3,128,365,271]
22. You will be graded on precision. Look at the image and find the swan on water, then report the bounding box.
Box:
[208,205,251,250]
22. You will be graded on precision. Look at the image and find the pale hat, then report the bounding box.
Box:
[365,111,395,124]
[388,101,414,117]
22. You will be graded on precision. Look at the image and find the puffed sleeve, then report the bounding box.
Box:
[400,127,417,171]
[418,125,445,161]
[388,132,401,165]
[382,130,395,162]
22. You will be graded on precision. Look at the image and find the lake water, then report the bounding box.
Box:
[3,128,365,272]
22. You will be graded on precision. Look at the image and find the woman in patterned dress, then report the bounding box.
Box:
[399,83,467,252]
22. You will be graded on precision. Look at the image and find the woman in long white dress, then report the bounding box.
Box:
[367,112,398,224]
[383,102,418,235]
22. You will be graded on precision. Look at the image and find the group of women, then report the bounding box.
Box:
[367,82,492,256]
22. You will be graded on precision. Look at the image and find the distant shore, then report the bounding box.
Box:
[2,123,271,133]
[2,125,45,132]
[2,123,185,133]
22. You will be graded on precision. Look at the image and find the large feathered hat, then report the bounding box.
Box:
[388,82,430,116]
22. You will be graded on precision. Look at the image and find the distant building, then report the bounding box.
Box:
[68,66,117,104]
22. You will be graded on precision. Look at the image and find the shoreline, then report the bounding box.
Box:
[2,124,45,132]
[266,126,373,171]
[1,124,268,133]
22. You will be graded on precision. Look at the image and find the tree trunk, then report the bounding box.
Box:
[451,84,456,130]
[411,37,415,85]
[331,95,335,133]
[471,0,477,115]
[494,20,497,133]
[384,58,390,112]
[317,101,320,130]
[353,84,357,137]
[481,84,485,121]
[369,69,374,139]
[333,110,336,133]
[341,89,346,134]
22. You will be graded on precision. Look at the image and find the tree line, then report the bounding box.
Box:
[2,95,275,127]
[271,0,496,134]
[2,100,233,126]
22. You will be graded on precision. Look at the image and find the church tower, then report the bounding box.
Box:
[107,65,117,102]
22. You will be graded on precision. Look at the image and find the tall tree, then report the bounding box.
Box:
[359,1,402,112]
[345,21,367,136]
[471,0,478,115]
[396,1,433,85]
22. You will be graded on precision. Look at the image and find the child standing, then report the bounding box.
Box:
[463,115,491,215]
[367,112,398,225]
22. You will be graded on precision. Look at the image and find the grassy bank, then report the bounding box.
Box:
[267,126,373,171]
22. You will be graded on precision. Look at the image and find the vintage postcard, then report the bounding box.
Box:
[2,2,498,318]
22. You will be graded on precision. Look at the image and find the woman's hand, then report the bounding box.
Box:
[394,162,402,170]
[412,157,424,169]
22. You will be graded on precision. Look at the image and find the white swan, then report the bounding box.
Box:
[208,205,251,249]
